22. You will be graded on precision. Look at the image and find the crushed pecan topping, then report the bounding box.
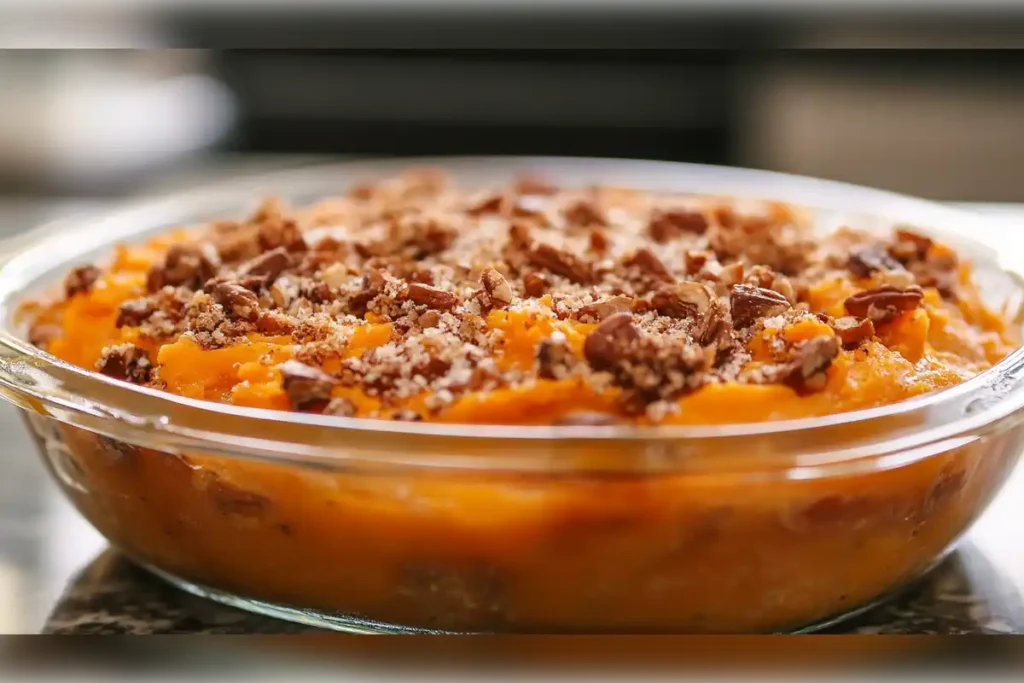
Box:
[280,360,336,409]
[844,286,924,323]
[96,343,152,384]
[65,265,101,298]
[34,169,993,423]
[730,285,791,328]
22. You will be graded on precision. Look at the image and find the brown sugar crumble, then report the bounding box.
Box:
[32,168,1018,425]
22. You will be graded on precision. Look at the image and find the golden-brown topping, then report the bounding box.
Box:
[648,208,708,243]
[406,282,458,311]
[209,281,261,322]
[623,248,674,284]
[844,286,924,323]
[528,243,594,284]
[149,243,221,292]
[777,337,839,394]
[583,312,641,371]
[522,271,550,298]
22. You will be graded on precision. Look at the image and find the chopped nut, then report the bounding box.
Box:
[149,242,221,291]
[583,312,641,370]
[562,199,605,227]
[537,331,578,380]
[652,281,713,320]
[280,360,336,409]
[588,229,609,255]
[522,271,549,297]
[832,316,876,349]
[466,193,506,216]
[578,296,635,322]
[480,267,513,308]
[239,247,291,283]
[779,336,839,394]
[28,322,62,347]
[258,218,307,253]
[848,244,903,278]
[648,208,708,243]
[116,297,155,328]
[685,250,711,274]
[889,228,933,263]
[623,248,674,284]
[528,243,594,284]
[844,286,924,323]
[64,265,101,298]
[96,343,152,384]
[407,282,459,310]
[729,284,791,328]
[209,281,261,322]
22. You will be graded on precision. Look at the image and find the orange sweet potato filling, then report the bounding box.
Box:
[36,234,1017,425]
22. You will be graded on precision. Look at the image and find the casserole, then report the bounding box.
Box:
[2,157,1023,633]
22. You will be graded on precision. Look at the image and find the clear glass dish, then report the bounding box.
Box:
[2,157,1024,634]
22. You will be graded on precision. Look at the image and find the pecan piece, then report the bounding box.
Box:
[588,229,609,255]
[832,316,875,349]
[578,296,635,322]
[537,331,579,380]
[648,208,708,243]
[116,297,155,328]
[407,283,459,311]
[522,271,549,297]
[889,228,933,263]
[562,199,606,227]
[844,286,924,323]
[479,267,513,309]
[779,336,839,394]
[280,360,336,409]
[149,242,221,292]
[528,243,594,284]
[729,284,791,328]
[209,281,261,322]
[239,247,292,284]
[466,193,506,216]
[652,281,713,320]
[583,312,641,371]
[64,265,101,298]
[257,218,307,253]
[514,174,557,196]
[848,244,903,279]
[96,343,152,384]
[623,248,674,284]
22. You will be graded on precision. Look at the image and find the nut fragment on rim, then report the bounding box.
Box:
[280,360,336,409]
[844,286,924,323]
[480,267,513,308]
[832,316,875,349]
[729,284,791,328]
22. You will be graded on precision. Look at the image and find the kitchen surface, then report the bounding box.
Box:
[2,159,1024,634]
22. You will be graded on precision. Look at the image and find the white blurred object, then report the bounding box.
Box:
[0,54,236,191]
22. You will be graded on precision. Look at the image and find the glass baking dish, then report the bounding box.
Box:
[2,157,1024,634]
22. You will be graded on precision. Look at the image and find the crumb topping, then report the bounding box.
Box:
[36,169,1011,423]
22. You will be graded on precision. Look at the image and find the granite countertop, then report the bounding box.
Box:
[2,166,1024,634]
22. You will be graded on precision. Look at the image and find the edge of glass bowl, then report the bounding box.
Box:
[2,156,1024,476]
